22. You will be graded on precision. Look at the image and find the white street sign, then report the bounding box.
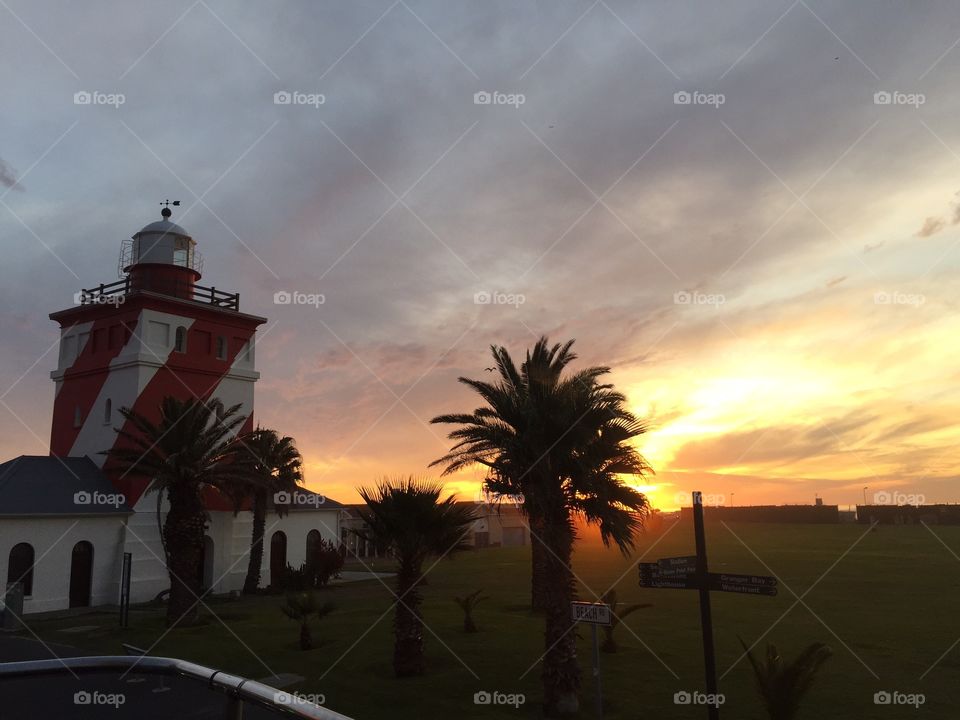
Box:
[571,601,612,626]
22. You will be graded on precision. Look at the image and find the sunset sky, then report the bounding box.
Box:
[2,1,959,509]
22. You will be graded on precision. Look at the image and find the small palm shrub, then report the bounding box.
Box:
[740,638,832,720]
[453,590,488,632]
[280,591,334,650]
[600,589,651,653]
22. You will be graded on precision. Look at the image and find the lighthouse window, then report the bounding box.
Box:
[173,238,191,268]
[174,326,187,353]
[73,405,83,428]
[216,336,227,360]
[103,399,112,425]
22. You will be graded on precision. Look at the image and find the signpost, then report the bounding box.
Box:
[571,602,611,719]
[120,552,132,628]
[637,492,778,719]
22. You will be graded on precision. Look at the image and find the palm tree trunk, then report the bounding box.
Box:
[529,512,549,612]
[299,621,312,650]
[541,511,580,716]
[164,483,206,627]
[393,564,425,677]
[243,489,267,594]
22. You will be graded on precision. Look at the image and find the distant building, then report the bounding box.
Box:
[0,211,341,614]
[338,501,530,557]
[857,504,960,525]
[678,504,841,523]
[461,502,528,548]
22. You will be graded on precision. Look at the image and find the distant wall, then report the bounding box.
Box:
[857,505,960,525]
[679,504,840,523]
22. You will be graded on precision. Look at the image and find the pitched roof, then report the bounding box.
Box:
[0,455,133,517]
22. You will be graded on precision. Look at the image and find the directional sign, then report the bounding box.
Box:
[709,573,777,588]
[709,577,778,596]
[640,562,693,579]
[658,555,698,570]
[571,601,612,626]
[639,576,699,590]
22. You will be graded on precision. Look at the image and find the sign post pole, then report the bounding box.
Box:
[570,602,610,719]
[120,552,132,628]
[693,491,720,720]
[592,623,602,719]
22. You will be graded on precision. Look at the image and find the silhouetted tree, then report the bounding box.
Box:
[357,477,476,677]
[431,337,651,715]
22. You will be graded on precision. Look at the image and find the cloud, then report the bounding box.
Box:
[0,158,21,191]
[916,216,944,237]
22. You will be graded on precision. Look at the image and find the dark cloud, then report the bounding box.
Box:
[0,158,21,190]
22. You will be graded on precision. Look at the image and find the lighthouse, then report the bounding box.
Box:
[48,207,265,503]
[44,208,268,605]
[0,208,341,613]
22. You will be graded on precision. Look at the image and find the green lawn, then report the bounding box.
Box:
[24,520,960,718]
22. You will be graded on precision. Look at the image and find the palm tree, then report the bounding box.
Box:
[229,428,304,594]
[280,591,334,650]
[453,589,488,632]
[599,589,651,653]
[356,477,476,677]
[740,639,833,720]
[103,396,247,627]
[431,337,651,715]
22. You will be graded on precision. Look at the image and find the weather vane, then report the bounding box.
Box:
[160,199,180,218]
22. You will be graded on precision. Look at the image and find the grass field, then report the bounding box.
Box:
[24,520,960,718]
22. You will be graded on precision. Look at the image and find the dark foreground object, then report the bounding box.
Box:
[0,655,353,719]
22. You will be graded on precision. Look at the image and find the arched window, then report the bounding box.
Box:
[270,531,287,586]
[174,326,187,353]
[306,529,322,560]
[7,543,35,596]
[69,541,94,608]
[103,398,112,425]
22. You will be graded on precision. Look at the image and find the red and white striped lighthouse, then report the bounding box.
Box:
[48,208,266,506]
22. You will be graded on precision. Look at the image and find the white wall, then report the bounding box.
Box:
[2,505,341,613]
[260,509,341,587]
[1,516,126,614]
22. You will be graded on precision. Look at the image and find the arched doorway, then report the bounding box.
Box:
[269,531,287,586]
[200,536,215,591]
[306,529,321,559]
[7,543,35,596]
[69,541,94,608]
